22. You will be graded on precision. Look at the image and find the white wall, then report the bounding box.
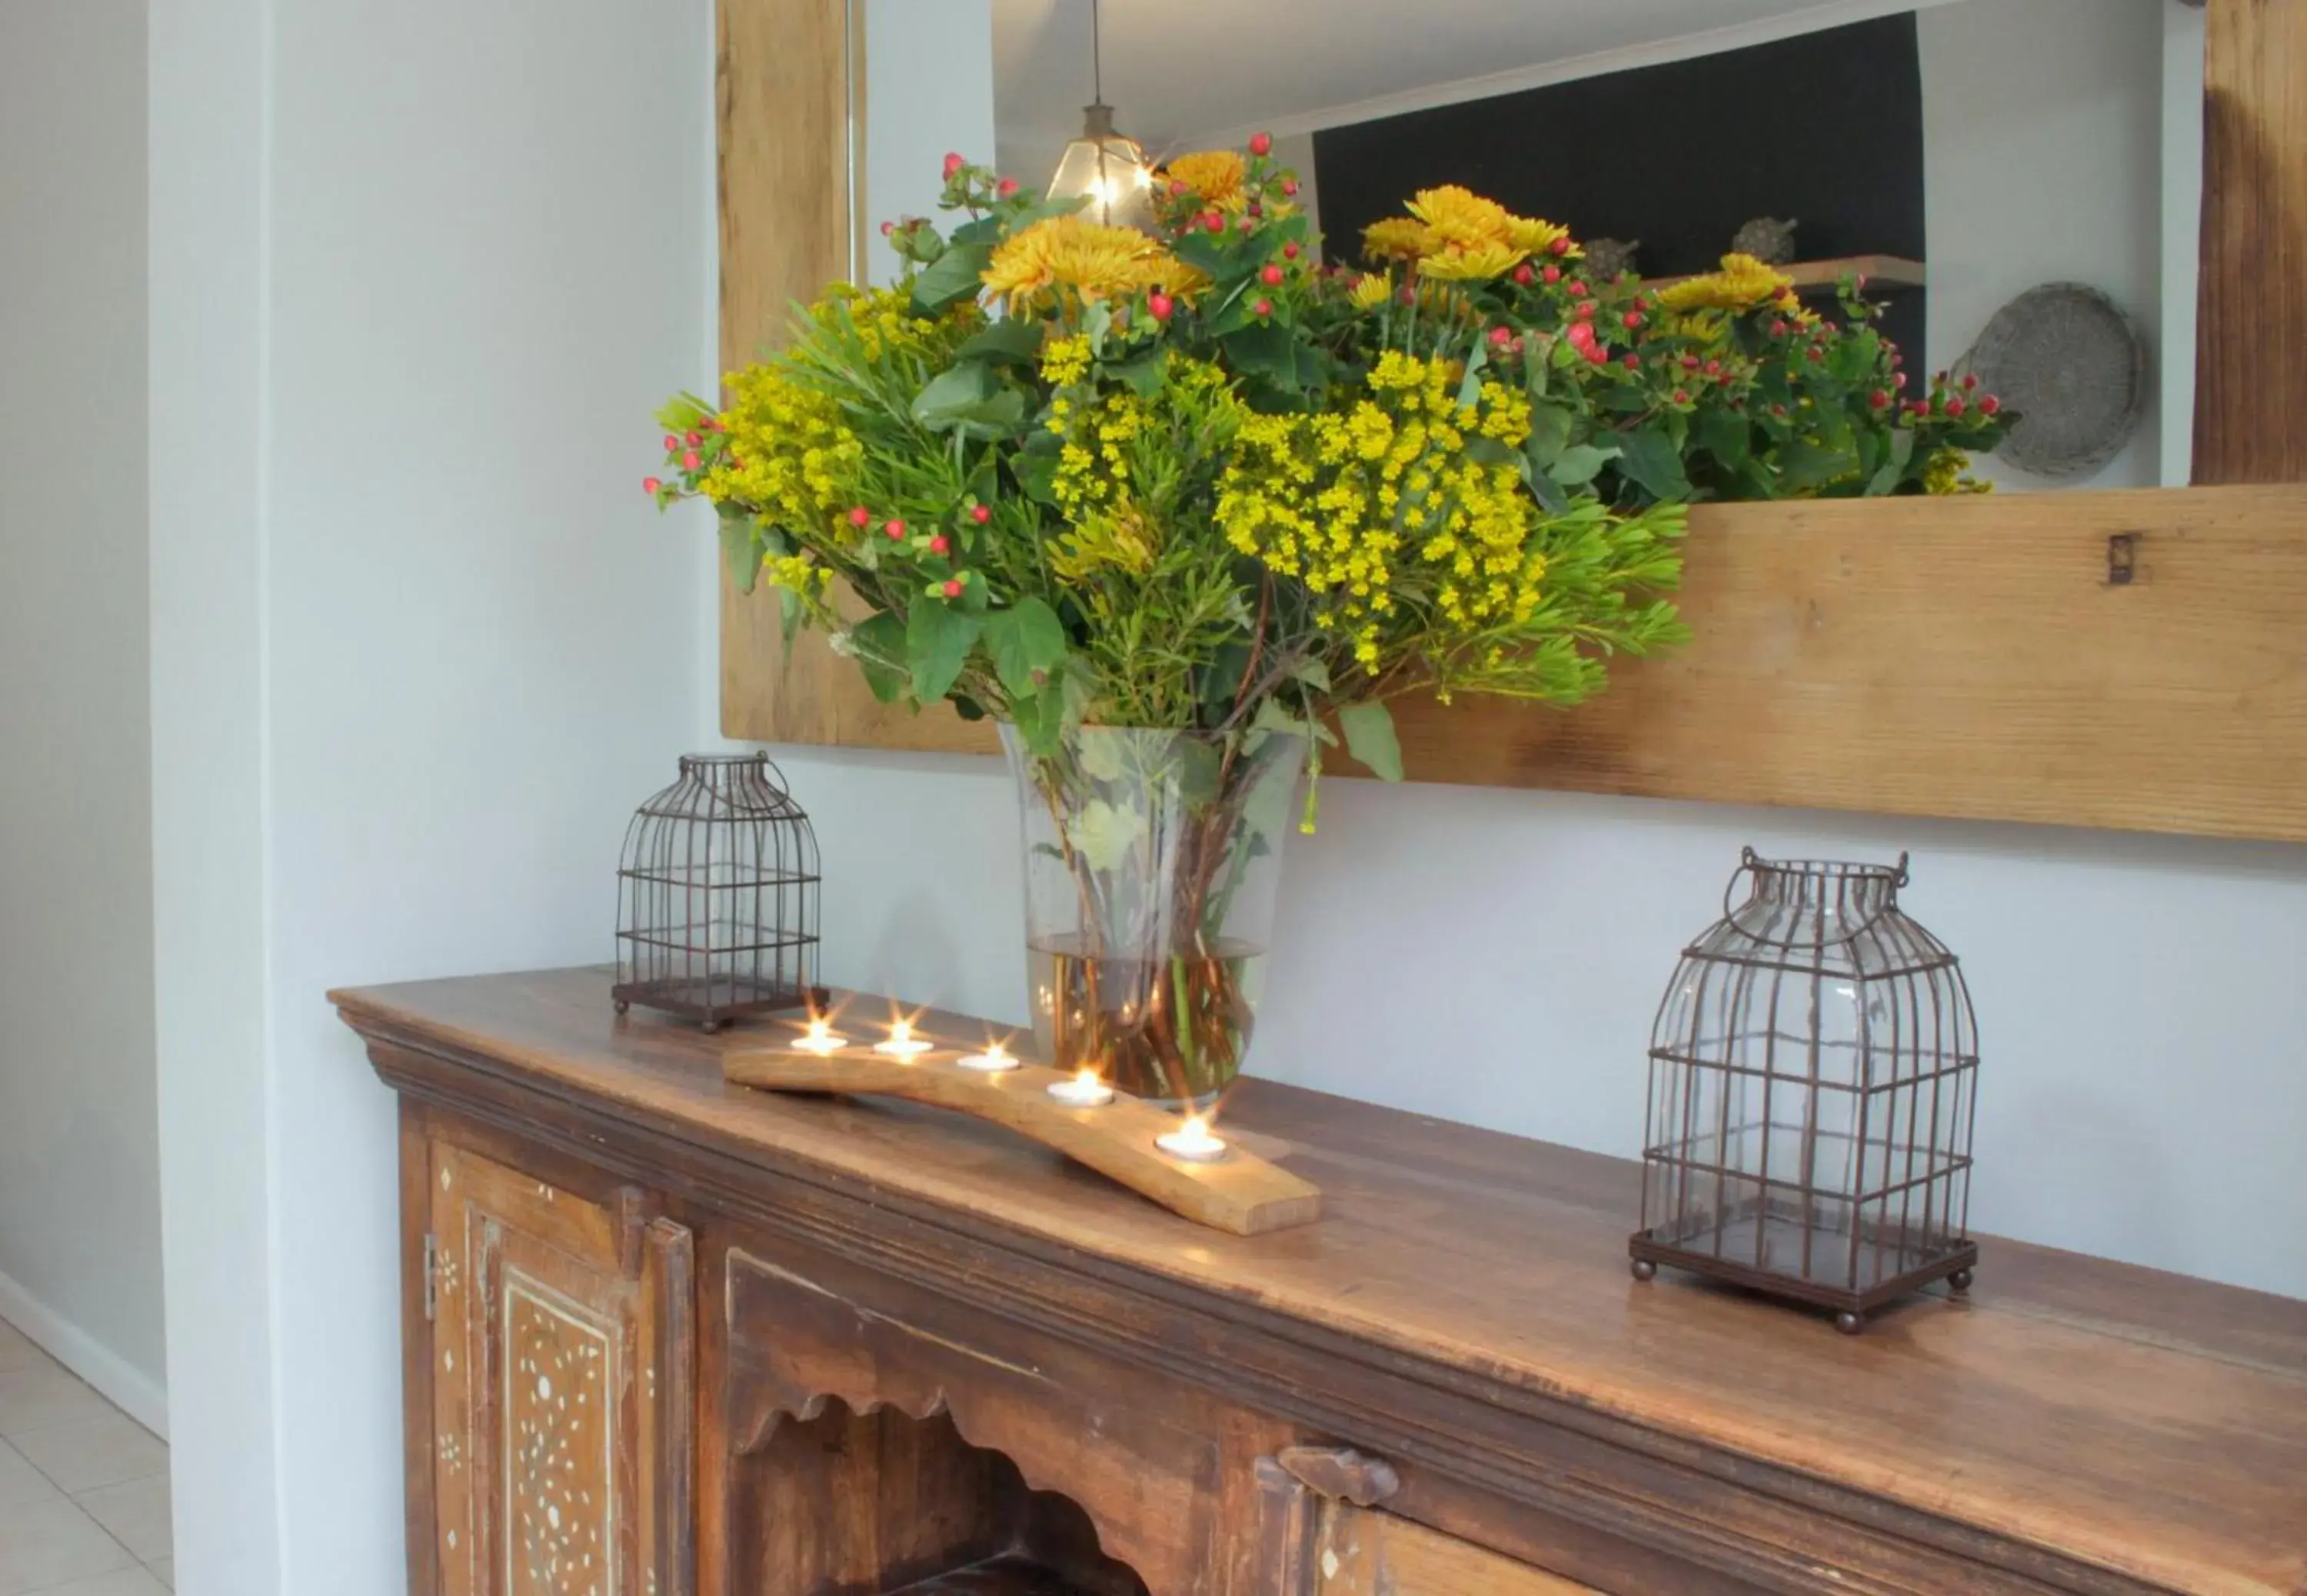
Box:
[1919,0,2166,489]
[0,0,168,1429]
[151,0,717,1591]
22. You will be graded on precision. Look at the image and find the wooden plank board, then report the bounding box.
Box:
[2195,0,2307,484]
[723,1000,1323,1237]
[721,484,2307,843]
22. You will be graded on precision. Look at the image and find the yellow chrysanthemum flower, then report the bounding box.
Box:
[1417,241,1527,281]
[980,216,1181,313]
[1503,214,1576,259]
[1362,216,1433,263]
[1405,185,1514,251]
[1655,251,1793,314]
[1348,271,1394,311]
[1163,149,1249,214]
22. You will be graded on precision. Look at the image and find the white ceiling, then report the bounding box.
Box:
[991,0,1936,181]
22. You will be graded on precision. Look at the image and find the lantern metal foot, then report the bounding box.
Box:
[1835,1311,1866,1336]
[1948,1267,1975,1294]
[1630,1258,1657,1282]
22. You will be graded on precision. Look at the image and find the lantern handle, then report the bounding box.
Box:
[1723,847,1913,939]
[1723,846,1766,919]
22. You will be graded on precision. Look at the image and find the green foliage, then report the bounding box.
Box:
[645,148,2007,811]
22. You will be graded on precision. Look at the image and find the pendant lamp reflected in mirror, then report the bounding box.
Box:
[1046,0,1154,229]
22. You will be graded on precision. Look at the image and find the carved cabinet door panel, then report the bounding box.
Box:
[428,1142,694,1596]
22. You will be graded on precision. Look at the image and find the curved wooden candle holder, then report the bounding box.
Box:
[723,1019,1321,1236]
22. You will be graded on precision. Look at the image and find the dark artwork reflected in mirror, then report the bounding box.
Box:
[1310,17,1929,380]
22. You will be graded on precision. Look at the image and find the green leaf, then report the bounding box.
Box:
[1456,340,1490,410]
[905,601,983,704]
[1525,403,1574,470]
[910,362,1026,437]
[1778,438,1859,493]
[956,319,1043,366]
[656,391,714,433]
[1067,800,1144,873]
[1104,348,1168,398]
[1288,658,1332,693]
[1173,230,1237,281]
[910,240,994,314]
[1014,434,1062,504]
[1615,426,1693,502]
[1010,683,1067,755]
[851,612,908,704]
[1221,322,1310,391]
[1550,442,1618,487]
[1696,407,1751,473]
[1253,697,1334,746]
[982,596,1068,699]
[1462,435,1519,469]
[1337,700,1403,782]
[717,509,761,595]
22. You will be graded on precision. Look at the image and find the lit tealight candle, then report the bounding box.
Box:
[874,1019,932,1060]
[957,1041,1020,1073]
[1155,1115,1228,1163]
[1045,1066,1114,1108]
[792,1017,847,1056]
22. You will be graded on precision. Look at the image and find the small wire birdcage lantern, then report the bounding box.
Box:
[613,753,821,1031]
[1631,850,1980,1333]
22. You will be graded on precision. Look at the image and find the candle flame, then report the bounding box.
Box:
[888,1019,912,1044]
[805,1018,831,1042]
[1074,1066,1100,1087]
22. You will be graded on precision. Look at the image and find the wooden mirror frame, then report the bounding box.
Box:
[717,0,2307,844]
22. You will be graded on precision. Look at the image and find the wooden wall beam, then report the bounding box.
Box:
[2194,0,2307,484]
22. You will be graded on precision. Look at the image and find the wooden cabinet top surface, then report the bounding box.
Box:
[336,966,2307,1596]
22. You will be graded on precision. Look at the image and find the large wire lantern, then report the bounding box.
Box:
[1632,850,1980,1333]
[613,753,821,1031]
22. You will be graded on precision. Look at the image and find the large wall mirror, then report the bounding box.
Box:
[722,0,2305,843]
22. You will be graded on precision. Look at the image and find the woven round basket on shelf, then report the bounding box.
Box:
[1956,282,2147,478]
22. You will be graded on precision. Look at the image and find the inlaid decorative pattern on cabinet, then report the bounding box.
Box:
[426,1142,694,1596]
[505,1272,614,1594]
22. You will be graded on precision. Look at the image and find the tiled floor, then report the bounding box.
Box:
[0,1320,170,1594]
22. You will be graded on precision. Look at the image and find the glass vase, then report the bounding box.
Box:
[1000,723,1303,1110]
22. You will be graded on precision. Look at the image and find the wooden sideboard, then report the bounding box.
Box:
[335,968,2307,1596]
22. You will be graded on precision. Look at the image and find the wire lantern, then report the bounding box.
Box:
[1631,850,1979,1333]
[613,753,821,1031]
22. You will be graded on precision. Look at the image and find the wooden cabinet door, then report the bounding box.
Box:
[427,1141,694,1596]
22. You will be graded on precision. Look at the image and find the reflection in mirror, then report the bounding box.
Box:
[854,0,2194,491]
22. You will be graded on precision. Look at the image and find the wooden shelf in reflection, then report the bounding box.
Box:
[1645,254,1928,292]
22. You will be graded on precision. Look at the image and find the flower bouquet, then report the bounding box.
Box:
[647,141,2004,1105]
